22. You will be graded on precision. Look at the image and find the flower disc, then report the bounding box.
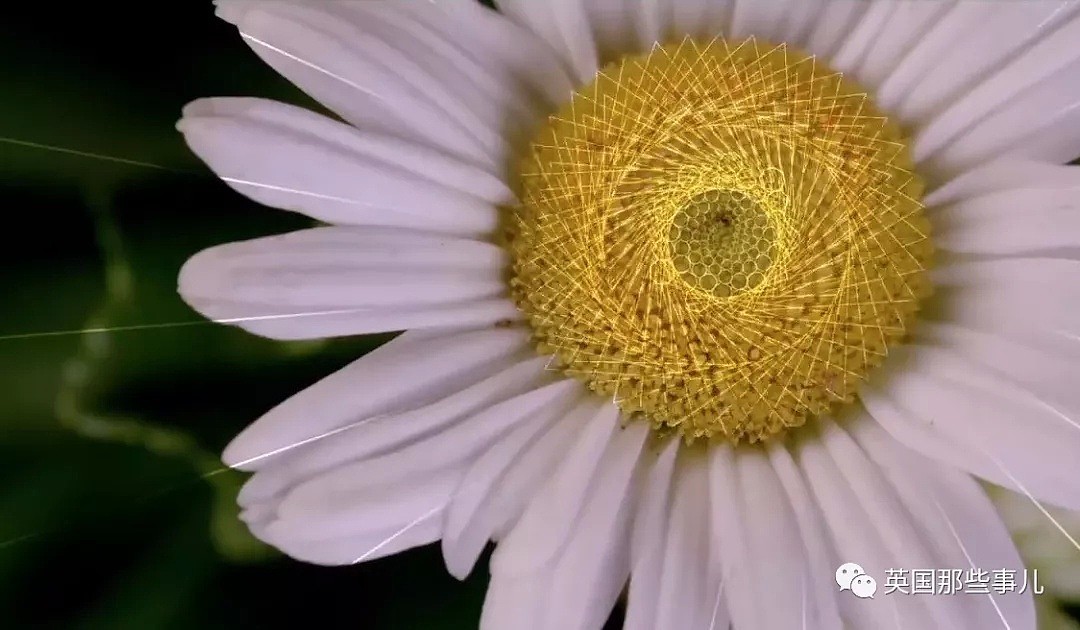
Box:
[509,38,933,443]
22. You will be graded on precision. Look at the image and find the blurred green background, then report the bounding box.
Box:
[1,2,1077,629]
[0,2,500,628]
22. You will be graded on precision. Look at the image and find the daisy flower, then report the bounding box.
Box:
[177,1,1080,628]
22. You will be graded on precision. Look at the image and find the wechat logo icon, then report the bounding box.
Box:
[836,562,877,599]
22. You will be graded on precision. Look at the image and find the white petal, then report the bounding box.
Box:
[214,1,529,168]
[846,1,950,92]
[623,437,681,630]
[849,420,1036,630]
[584,0,641,60]
[917,322,1080,408]
[192,298,523,341]
[424,0,576,109]
[489,401,620,575]
[776,0,821,43]
[184,97,514,205]
[260,468,458,563]
[480,573,550,630]
[932,258,1080,302]
[709,446,763,629]
[483,415,648,630]
[441,387,586,579]
[222,327,530,470]
[1009,105,1080,166]
[632,0,665,48]
[802,1,868,59]
[656,450,725,630]
[914,11,1080,174]
[264,379,581,542]
[483,396,593,539]
[925,258,1080,351]
[237,356,555,508]
[930,183,1080,257]
[180,225,505,306]
[864,344,1080,509]
[548,0,601,84]
[178,226,515,340]
[925,57,1080,177]
[893,2,1077,124]
[495,0,598,84]
[542,422,648,630]
[797,420,940,628]
[925,160,1080,208]
[326,1,540,155]
[257,478,448,565]
[178,103,500,236]
[827,1,905,76]
[766,444,845,629]
[729,0,800,43]
[670,0,727,41]
[731,446,822,629]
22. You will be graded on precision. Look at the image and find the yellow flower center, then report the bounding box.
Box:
[508,38,933,444]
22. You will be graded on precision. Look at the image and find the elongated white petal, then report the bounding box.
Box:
[931,184,1080,257]
[914,10,1080,175]
[864,345,1080,509]
[802,1,867,59]
[180,228,507,320]
[632,0,664,48]
[917,322,1080,409]
[421,0,576,109]
[655,450,725,630]
[191,298,523,341]
[184,97,515,205]
[623,437,680,630]
[441,388,585,579]
[482,413,647,630]
[828,1,908,76]
[237,356,555,508]
[767,444,844,629]
[178,120,499,237]
[728,0,799,42]
[893,2,1077,124]
[495,0,598,84]
[262,469,460,551]
[926,57,1080,177]
[269,379,580,542]
[214,0,550,169]
[669,0,722,41]
[478,397,593,539]
[709,447,763,629]
[542,422,648,630]
[926,160,1080,208]
[797,421,940,628]
[732,446,820,628]
[584,0,641,60]
[924,258,1080,352]
[490,401,620,575]
[850,420,1036,630]
[222,327,531,470]
[480,573,550,630]
[853,0,950,91]
[258,476,449,565]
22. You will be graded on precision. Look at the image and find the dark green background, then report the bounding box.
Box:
[0,2,1076,629]
[0,2,506,628]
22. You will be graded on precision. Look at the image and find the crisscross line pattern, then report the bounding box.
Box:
[509,37,933,443]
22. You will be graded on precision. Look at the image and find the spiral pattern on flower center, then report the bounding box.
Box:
[509,38,933,443]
